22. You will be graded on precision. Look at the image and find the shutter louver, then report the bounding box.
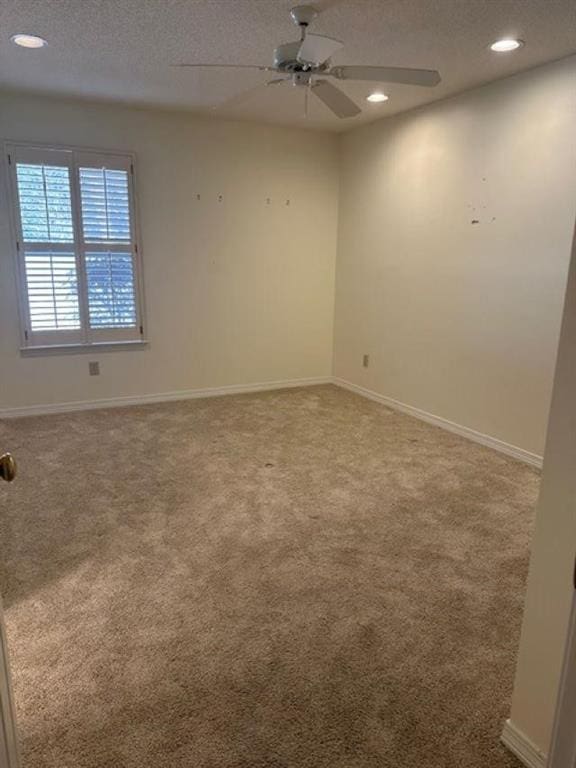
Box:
[86,252,137,328]
[79,168,131,242]
[16,164,74,243]
[24,252,81,330]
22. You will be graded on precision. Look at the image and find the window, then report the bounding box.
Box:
[6,143,145,349]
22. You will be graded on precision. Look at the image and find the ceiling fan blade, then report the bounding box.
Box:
[312,80,361,118]
[173,63,274,72]
[297,34,344,66]
[329,65,441,87]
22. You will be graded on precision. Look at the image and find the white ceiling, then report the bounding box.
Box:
[0,0,575,132]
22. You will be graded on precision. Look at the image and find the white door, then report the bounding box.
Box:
[0,452,21,768]
[548,588,576,768]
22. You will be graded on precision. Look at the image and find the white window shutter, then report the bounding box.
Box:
[79,167,131,242]
[24,252,81,331]
[76,154,141,342]
[7,145,144,349]
[16,164,74,243]
[85,251,137,329]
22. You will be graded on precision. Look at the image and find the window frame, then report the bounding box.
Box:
[5,141,147,352]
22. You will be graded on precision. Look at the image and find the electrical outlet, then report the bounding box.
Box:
[89,361,100,376]
[362,354,370,368]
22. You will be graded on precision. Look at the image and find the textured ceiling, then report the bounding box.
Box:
[0,0,575,132]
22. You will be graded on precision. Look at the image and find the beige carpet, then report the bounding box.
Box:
[0,384,537,768]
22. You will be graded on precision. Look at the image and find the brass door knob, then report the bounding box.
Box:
[0,453,17,483]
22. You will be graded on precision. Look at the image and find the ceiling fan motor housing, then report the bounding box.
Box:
[274,42,303,71]
[273,42,328,73]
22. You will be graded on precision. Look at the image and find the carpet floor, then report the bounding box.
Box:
[0,385,538,768]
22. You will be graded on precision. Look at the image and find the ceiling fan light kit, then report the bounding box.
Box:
[367,92,389,103]
[175,4,441,119]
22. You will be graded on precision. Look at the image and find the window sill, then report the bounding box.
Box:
[20,340,149,357]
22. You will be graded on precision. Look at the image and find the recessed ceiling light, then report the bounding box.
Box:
[367,92,389,103]
[10,34,47,49]
[490,38,524,53]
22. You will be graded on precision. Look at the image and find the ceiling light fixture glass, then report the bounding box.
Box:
[367,92,389,103]
[10,34,48,49]
[490,38,524,53]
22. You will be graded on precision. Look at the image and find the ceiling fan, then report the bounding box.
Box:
[174,4,441,119]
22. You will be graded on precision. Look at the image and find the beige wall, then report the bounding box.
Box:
[0,93,339,409]
[509,219,576,756]
[334,56,576,457]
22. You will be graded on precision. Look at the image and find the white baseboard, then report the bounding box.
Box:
[501,720,547,768]
[333,378,543,469]
[0,376,547,471]
[0,377,331,419]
